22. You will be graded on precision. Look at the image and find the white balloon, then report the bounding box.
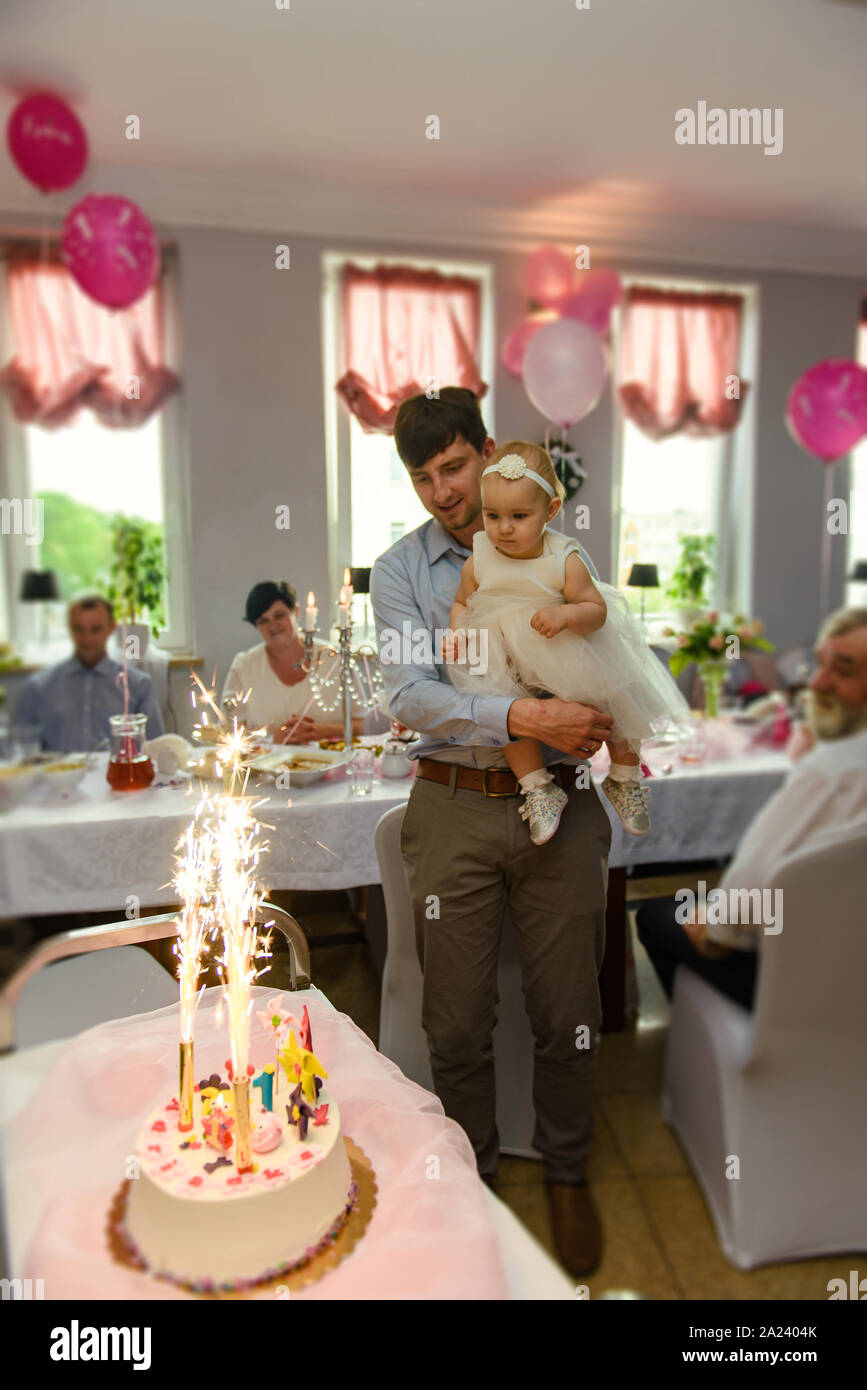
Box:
[522,319,608,429]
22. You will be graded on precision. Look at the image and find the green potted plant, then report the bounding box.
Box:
[666,534,715,628]
[106,515,167,657]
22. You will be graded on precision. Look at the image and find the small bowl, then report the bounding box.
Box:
[0,764,40,811]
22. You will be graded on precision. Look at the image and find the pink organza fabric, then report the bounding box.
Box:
[10,986,507,1299]
[335,262,488,433]
[0,257,180,429]
[616,287,748,440]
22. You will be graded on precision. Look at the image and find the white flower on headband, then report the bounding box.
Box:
[494,454,528,480]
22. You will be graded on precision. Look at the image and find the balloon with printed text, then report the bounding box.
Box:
[785,359,867,463]
[6,92,89,192]
[61,195,159,310]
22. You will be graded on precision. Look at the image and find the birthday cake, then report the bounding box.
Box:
[115,1002,358,1293]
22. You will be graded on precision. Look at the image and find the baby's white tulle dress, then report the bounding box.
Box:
[448,528,690,745]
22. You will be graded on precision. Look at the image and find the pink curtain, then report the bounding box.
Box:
[617,287,748,440]
[0,253,180,429]
[335,263,487,434]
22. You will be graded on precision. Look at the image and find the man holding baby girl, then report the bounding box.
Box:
[371,388,616,1275]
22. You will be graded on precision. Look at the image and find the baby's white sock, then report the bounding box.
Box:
[518,768,553,793]
[607,762,641,783]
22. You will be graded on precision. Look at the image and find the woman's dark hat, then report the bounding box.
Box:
[244,580,297,625]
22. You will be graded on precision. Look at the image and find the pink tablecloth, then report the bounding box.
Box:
[9,986,508,1299]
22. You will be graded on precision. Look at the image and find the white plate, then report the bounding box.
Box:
[245,747,345,787]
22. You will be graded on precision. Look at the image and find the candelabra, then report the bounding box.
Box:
[299,584,383,755]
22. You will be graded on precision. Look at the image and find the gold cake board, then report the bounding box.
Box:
[107,1136,377,1298]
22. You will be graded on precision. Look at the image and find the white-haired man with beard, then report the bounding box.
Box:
[637,607,867,1009]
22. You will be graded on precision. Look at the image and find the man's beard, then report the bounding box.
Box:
[806,691,867,740]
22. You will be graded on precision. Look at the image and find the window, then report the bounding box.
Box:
[322,250,495,623]
[613,276,757,626]
[846,321,867,607]
[0,255,190,655]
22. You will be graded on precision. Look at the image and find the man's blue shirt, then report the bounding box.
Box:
[14,655,165,753]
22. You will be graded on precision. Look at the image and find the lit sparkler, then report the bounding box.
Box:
[172,796,217,1130]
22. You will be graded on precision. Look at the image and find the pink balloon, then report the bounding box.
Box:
[6,92,88,193]
[524,246,575,309]
[560,269,623,335]
[501,318,547,377]
[522,319,608,430]
[786,358,867,464]
[61,195,159,310]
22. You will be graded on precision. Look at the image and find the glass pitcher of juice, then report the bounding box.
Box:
[106,713,155,791]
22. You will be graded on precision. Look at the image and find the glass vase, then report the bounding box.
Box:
[698,660,726,721]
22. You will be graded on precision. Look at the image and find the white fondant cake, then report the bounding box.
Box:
[120,1082,354,1291]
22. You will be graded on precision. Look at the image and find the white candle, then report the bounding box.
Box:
[343,568,354,602]
[338,586,351,628]
[305,591,318,632]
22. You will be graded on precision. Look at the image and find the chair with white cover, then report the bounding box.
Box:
[0,903,311,1053]
[661,820,867,1268]
[375,804,539,1157]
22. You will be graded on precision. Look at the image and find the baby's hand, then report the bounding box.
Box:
[440,628,468,663]
[530,607,569,639]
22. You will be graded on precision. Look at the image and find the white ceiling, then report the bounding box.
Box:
[1,0,865,274]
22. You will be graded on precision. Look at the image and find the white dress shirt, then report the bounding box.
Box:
[709,727,867,950]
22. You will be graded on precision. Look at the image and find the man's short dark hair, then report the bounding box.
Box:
[393,387,488,471]
[69,594,114,623]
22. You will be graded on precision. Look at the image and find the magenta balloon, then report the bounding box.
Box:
[6,93,88,193]
[559,289,612,336]
[61,195,159,310]
[501,318,547,377]
[524,246,575,309]
[522,319,608,430]
[560,269,623,333]
[786,358,867,464]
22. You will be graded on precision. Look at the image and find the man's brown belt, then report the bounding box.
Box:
[416,757,578,798]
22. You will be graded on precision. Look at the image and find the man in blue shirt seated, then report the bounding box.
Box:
[13,595,164,753]
[371,387,613,1277]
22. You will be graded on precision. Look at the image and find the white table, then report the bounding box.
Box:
[0,995,575,1300]
[0,731,791,919]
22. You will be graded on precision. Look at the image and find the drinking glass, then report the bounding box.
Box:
[348,746,375,796]
[12,724,42,760]
[679,714,708,765]
[107,713,155,791]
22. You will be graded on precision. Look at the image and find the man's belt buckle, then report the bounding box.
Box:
[481,768,515,797]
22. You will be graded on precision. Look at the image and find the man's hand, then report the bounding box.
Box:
[507,696,613,758]
[682,913,732,959]
[530,607,570,639]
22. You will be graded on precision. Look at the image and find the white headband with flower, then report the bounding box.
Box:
[482,453,555,499]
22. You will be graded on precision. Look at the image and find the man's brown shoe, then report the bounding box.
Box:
[545,1181,602,1276]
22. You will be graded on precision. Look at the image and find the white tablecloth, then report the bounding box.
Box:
[0,732,791,918]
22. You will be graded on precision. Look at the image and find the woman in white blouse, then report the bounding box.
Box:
[222,581,364,743]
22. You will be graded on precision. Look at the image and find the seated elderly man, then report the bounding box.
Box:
[13,595,164,753]
[637,606,867,1009]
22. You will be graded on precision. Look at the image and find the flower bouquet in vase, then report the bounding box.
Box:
[663,612,774,720]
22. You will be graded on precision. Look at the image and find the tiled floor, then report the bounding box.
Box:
[0,870,850,1300]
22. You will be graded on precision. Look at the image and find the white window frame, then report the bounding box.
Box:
[609,273,760,619]
[321,250,496,606]
[0,252,193,654]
